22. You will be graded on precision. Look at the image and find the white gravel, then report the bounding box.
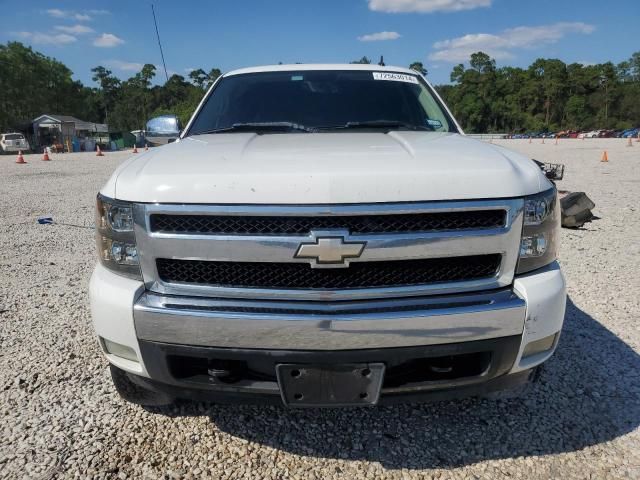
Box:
[1,139,639,479]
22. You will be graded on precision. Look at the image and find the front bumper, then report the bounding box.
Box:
[130,337,535,405]
[133,288,526,350]
[90,261,566,402]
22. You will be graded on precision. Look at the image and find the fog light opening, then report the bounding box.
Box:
[101,338,139,363]
[522,333,558,359]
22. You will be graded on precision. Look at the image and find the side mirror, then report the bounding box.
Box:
[145,115,181,146]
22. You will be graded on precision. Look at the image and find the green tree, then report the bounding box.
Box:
[530,59,568,127]
[207,68,222,86]
[188,68,208,89]
[91,66,120,124]
[409,62,427,76]
[0,42,98,131]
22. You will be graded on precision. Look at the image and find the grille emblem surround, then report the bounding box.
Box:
[294,231,366,268]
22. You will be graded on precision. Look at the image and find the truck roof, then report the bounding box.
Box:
[224,64,421,77]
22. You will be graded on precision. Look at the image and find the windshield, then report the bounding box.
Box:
[4,134,24,140]
[186,70,457,135]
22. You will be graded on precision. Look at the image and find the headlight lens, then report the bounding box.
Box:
[96,195,142,280]
[517,187,560,274]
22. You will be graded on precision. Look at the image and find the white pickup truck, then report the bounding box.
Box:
[90,64,566,408]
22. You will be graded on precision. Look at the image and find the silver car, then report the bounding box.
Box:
[0,133,30,153]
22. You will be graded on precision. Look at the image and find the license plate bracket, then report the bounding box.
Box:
[276,363,385,407]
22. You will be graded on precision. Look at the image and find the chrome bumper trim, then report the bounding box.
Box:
[133,289,526,350]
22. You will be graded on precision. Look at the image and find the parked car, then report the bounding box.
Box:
[0,132,30,153]
[621,128,639,138]
[557,131,580,139]
[90,64,566,408]
[598,130,617,138]
[527,132,546,139]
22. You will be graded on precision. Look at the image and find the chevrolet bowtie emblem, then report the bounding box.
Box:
[295,233,366,268]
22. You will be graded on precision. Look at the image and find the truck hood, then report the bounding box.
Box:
[105,132,547,204]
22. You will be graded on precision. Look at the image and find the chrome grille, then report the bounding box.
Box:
[133,199,524,301]
[150,210,506,235]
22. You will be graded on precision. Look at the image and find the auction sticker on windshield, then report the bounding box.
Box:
[372,72,419,84]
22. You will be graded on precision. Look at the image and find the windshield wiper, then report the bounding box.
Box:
[318,120,433,132]
[191,122,315,135]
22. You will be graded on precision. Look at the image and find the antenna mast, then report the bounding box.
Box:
[151,4,169,82]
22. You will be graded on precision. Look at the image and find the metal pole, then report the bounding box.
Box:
[151,4,169,82]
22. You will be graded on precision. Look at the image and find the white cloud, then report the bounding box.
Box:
[358,31,401,42]
[429,22,595,62]
[104,60,144,72]
[44,8,109,21]
[46,9,66,18]
[13,31,77,46]
[368,0,491,13]
[54,24,94,35]
[93,33,125,48]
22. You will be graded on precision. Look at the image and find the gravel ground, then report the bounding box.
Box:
[1,139,639,479]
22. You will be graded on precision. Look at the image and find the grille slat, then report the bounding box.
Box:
[150,210,506,236]
[156,255,501,290]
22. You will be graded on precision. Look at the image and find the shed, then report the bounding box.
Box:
[32,114,108,151]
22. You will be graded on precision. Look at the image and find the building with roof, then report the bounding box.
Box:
[32,114,108,151]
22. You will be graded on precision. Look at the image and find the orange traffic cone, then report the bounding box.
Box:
[96,145,105,156]
[636,134,640,142]
[144,143,149,151]
[16,150,26,164]
[528,137,532,144]
[601,151,608,162]
[132,145,138,154]
[627,137,633,147]
[42,149,51,161]
[542,138,545,144]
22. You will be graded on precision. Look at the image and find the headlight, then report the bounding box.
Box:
[95,194,142,280]
[517,187,560,274]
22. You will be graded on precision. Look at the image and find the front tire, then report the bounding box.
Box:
[110,365,175,407]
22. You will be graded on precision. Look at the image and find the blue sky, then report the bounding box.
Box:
[1,0,638,86]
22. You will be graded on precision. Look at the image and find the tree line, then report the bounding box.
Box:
[437,52,640,133]
[1,41,638,134]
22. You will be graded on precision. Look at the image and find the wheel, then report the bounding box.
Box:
[109,365,175,407]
